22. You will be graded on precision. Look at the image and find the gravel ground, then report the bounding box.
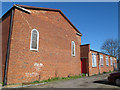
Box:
[25,73,120,88]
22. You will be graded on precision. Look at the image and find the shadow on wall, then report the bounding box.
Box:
[117,60,120,71]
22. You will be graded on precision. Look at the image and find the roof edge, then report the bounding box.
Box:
[16,4,61,12]
[81,44,90,46]
[1,7,14,19]
[14,4,31,14]
[1,4,82,35]
[90,49,116,58]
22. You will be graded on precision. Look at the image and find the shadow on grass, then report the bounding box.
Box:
[93,79,119,87]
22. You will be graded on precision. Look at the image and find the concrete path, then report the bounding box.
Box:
[25,73,120,88]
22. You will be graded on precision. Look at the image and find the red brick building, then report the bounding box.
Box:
[1,4,82,85]
[1,4,117,86]
[81,44,117,76]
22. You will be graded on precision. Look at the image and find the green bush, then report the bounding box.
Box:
[48,78,51,82]
[32,80,40,84]
[94,74,97,76]
[103,72,107,74]
[82,73,85,77]
[42,80,48,82]
[51,77,59,81]
[109,70,111,73]
[79,75,82,78]
[62,77,66,79]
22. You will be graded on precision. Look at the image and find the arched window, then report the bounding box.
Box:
[30,29,39,51]
[71,41,75,56]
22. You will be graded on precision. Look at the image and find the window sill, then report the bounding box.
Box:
[72,55,75,57]
[30,49,39,52]
[92,66,97,68]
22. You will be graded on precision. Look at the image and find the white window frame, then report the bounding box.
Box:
[92,53,97,67]
[71,41,75,57]
[100,55,104,66]
[106,56,109,66]
[30,29,39,51]
[110,57,112,66]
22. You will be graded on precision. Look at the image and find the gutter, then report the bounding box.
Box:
[98,53,101,74]
[3,8,14,86]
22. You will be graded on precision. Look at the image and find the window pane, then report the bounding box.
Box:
[106,56,109,66]
[32,30,37,49]
[92,53,96,67]
[92,54,94,67]
[94,54,96,67]
[100,55,103,66]
[30,29,39,51]
[72,41,75,56]
[110,57,112,66]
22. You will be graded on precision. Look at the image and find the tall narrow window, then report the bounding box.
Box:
[110,57,112,66]
[30,29,39,51]
[92,53,97,67]
[71,41,75,56]
[106,56,109,66]
[100,55,104,66]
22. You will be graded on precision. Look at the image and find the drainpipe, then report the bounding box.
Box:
[98,53,100,74]
[3,8,14,86]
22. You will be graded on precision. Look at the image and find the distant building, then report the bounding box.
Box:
[80,44,117,76]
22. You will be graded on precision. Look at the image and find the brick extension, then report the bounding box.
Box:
[80,44,117,76]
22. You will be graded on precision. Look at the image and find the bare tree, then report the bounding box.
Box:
[101,38,119,58]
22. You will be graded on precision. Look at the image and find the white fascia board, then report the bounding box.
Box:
[14,4,31,14]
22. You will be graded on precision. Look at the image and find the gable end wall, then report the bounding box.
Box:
[7,8,81,84]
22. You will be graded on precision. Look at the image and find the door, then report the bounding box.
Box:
[81,58,87,74]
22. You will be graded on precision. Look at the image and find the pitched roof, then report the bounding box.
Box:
[2,4,82,36]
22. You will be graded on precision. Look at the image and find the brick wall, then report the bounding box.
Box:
[1,12,12,82]
[6,8,81,84]
[89,50,116,76]
[89,51,99,76]
[98,54,114,73]
[80,44,90,58]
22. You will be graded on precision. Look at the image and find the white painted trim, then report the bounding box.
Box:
[14,4,31,13]
[30,29,39,51]
[71,41,75,57]
[76,33,82,36]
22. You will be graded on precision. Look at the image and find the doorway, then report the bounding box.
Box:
[81,58,87,74]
